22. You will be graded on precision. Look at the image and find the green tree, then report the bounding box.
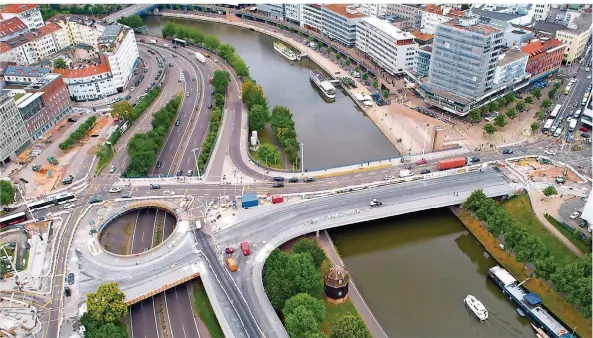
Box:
[515,233,546,265]
[494,114,507,127]
[218,43,236,61]
[204,34,221,51]
[0,181,15,206]
[256,144,281,166]
[214,93,225,107]
[505,93,516,103]
[542,186,557,197]
[85,282,127,324]
[86,323,127,338]
[497,97,507,109]
[121,15,143,28]
[532,88,542,99]
[534,255,558,287]
[525,96,534,104]
[310,333,328,338]
[285,306,319,338]
[488,101,498,112]
[382,90,389,99]
[283,293,325,323]
[162,22,176,38]
[263,249,292,309]
[288,253,323,299]
[483,123,497,135]
[53,57,68,69]
[479,105,489,115]
[331,315,371,338]
[537,110,545,120]
[548,88,557,99]
[468,109,482,122]
[541,99,552,109]
[212,70,231,94]
[362,73,368,80]
[111,101,133,121]
[506,108,516,119]
[292,238,326,269]
[372,80,378,89]
[248,104,269,131]
[231,56,250,77]
[531,122,539,132]
[317,41,323,49]
[242,80,266,109]
[516,100,526,112]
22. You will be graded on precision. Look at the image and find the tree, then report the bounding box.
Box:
[542,186,557,197]
[86,282,127,323]
[494,114,507,127]
[242,80,266,109]
[488,101,498,112]
[317,41,323,49]
[525,96,534,104]
[461,4,471,10]
[0,181,15,206]
[310,334,328,338]
[537,110,545,120]
[53,58,68,69]
[285,306,319,338]
[515,100,526,112]
[248,104,269,131]
[214,93,225,108]
[541,99,552,109]
[218,43,236,61]
[162,22,176,38]
[483,123,496,135]
[283,293,325,323]
[362,73,369,80]
[331,315,371,338]
[203,34,221,51]
[287,253,323,299]
[548,88,557,99]
[256,144,281,166]
[263,249,292,309]
[292,238,326,269]
[497,97,507,109]
[468,109,482,123]
[86,323,127,338]
[505,93,516,103]
[111,101,133,121]
[534,255,558,286]
[506,108,516,119]
[121,15,144,28]
[553,82,561,90]
[532,88,542,99]
[212,70,231,94]
[531,122,539,132]
[382,90,389,99]
[372,80,378,89]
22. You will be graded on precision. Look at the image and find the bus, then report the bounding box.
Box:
[0,212,27,228]
[26,199,55,211]
[564,85,571,95]
[26,193,76,211]
[550,104,562,118]
[172,38,188,47]
[542,119,554,133]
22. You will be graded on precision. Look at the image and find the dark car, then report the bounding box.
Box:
[288,177,298,183]
[67,118,77,122]
[192,77,196,81]
[156,161,162,168]
[502,148,513,154]
[208,104,212,109]
[304,177,316,183]
[125,95,131,100]
[579,220,588,228]
[578,232,588,242]
[420,169,431,174]
[169,63,173,67]
[225,247,235,254]
[121,192,132,198]
[177,170,183,176]
[471,157,480,163]
[88,196,103,204]
[272,182,284,188]
[66,273,75,285]
[175,119,180,126]
[150,184,161,189]
[273,176,285,182]
[581,133,591,139]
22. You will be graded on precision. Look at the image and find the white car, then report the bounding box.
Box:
[544,149,557,156]
[130,87,135,92]
[109,187,121,193]
[383,175,395,180]
[570,211,580,219]
[588,74,592,80]
[588,225,592,233]
[63,203,75,209]
[163,190,175,196]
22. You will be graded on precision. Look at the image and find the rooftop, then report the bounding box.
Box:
[48,14,104,28]
[410,29,434,42]
[3,65,51,78]
[0,4,38,14]
[471,8,524,22]
[520,38,565,57]
[53,63,110,79]
[442,19,502,36]
[361,16,416,40]
[424,4,466,18]
[322,4,366,19]
[98,23,123,46]
[0,17,28,39]
[16,91,43,109]
[2,22,62,51]
[559,12,592,35]
[418,45,433,53]
[532,21,565,35]
[25,73,61,90]
[498,49,528,66]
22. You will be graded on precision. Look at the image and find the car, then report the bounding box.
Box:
[63,203,75,209]
[66,273,75,285]
[192,77,196,81]
[109,187,121,193]
[187,170,193,176]
[172,54,177,58]
[125,95,131,100]
[109,165,116,173]
[208,104,212,109]
[502,148,513,154]
[544,149,557,156]
[121,192,132,198]
[570,211,580,219]
[150,184,161,189]
[175,119,180,126]
[225,247,235,254]
[130,87,135,91]
[156,161,162,168]
[163,190,175,196]
[420,169,431,174]
[555,176,565,184]
[288,177,298,183]
[581,133,591,139]
[579,220,588,228]
[169,63,173,67]
[176,170,183,176]
[470,157,480,163]
[415,158,427,165]
[273,176,285,182]
[67,117,77,122]
[272,182,284,188]
[573,102,578,108]
[88,196,103,204]
[580,126,589,132]
[186,92,190,97]
[304,177,316,183]
[383,175,395,180]
[369,199,382,207]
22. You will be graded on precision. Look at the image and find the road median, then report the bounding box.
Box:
[313,163,392,179]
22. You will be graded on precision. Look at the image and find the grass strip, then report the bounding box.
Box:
[544,213,590,253]
[193,279,224,338]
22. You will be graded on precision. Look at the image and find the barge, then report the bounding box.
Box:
[488,266,577,338]
[309,70,336,100]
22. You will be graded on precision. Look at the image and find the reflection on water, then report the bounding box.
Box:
[329,209,532,337]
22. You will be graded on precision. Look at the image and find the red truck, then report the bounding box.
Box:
[240,242,251,256]
[437,157,467,170]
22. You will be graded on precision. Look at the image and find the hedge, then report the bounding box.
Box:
[59,116,97,150]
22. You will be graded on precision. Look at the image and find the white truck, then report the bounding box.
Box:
[195,52,206,63]
[149,39,157,44]
[399,169,414,178]
[568,118,577,132]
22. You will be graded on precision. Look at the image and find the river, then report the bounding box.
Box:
[144,15,400,170]
[328,208,533,337]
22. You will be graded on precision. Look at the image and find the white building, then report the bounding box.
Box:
[321,5,366,47]
[98,25,139,91]
[356,17,417,75]
[385,4,422,28]
[0,23,64,65]
[421,5,466,34]
[0,17,29,42]
[55,63,115,101]
[532,4,551,21]
[256,4,285,20]
[358,4,388,18]
[49,14,107,49]
[493,48,529,86]
[0,90,30,165]
[284,4,301,24]
[0,4,44,30]
[301,4,323,32]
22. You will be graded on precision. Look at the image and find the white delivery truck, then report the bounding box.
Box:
[195,52,206,63]
[569,118,577,132]
[149,39,157,44]
[399,169,414,178]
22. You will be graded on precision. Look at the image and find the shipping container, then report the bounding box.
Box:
[437,157,467,170]
[241,193,258,208]
[240,242,250,256]
[226,258,237,272]
[272,195,284,204]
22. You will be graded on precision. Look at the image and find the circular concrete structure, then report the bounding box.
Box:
[98,203,178,256]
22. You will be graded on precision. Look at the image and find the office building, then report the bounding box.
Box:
[0,4,44,30]
[2,65,51,85]
[555,13,591,65]
[520,38,565,80]
[321,5,366,48]
[385,4,422,28]
[533,4,551,21]
[284,4,301,25]
[492,48,529,86]
[358,4,388,18]
[301,4,322,32]
[356,16,417,75]
[0,90,30,165]
[414,45,432,78]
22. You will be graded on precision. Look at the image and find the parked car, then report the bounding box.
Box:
[304,177,316,183]
[470,157,480,163]
[176,170,183,176]
[109,187,121,193]
[66,273,75,285]
[420,169,431,174]
[570,211,580,219]
[272,182,284,188]
[581,133,590,139]
[502,148,513,154]
[225,247,235,254]
[150,184,161,189]
[273,176,285,182]
[288,177,298,183]
[579,220,588,228]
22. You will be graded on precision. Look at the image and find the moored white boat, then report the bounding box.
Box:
[309,70,336,100]
[273,41,297,61]
[464,295,488,321]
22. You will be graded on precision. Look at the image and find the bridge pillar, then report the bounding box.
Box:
[316,230,319,238]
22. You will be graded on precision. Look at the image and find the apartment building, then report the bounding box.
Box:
[421,4,466,34]
[385,4,422,28]
[358,4,387,18]
[2,65,51,85]
[520,38,565,80]
[555,13,591,64]
[301,4,322,32]
[492,49,529,86]
[256,4,285,20]
[321,5,366,48]
[0,23,64,65]
[533,4,551,21]
[0,17,29,42]
[0,90,30,165]
[356,16,417,75]
[0,4,44,30]
[49,14,107,49]
[98,24,139,91]
[54,63,115,101]
[284,4,301,25]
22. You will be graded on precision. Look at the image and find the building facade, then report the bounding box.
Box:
[2,65,51,85]
[532,4,551,21]
[492,49,528,86]
[356,17,417,75]
[358,4,387,18]
[520,38,565,79]
[49,14,107,49]
[0,4,44,30]
[321,5,366,48]
[0,23,64,66]
[284,4,301,25]
[385,4,422,28]
[54,63,115,101]
[98,25,139,91]
[421,5,466,35]
[301,4,322,32]
[556,21,591,64]
[0,90,30,165]
[0,17,29,42]
[414,45,432,78]
[256,4,285,20]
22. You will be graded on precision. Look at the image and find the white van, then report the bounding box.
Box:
[399,169,414,178]
[196,220,202,230]
[553,127,563,137]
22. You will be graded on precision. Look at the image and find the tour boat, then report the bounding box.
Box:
[273,41,297,61]
[464,295,488,321]
[309,70,336,100]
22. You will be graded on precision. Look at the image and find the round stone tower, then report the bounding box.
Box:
[323,264,351,303]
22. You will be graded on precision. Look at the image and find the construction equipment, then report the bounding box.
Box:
[32,165,41,172]
[47,156,58,165]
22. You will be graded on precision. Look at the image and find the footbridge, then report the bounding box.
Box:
[104,4,158,23]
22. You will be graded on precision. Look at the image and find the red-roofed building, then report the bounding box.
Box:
[53,62,116,101]
[0,4,43,29]
[321,5,367,47]
[421,4,467,34]
[0,23,68,65]
[0,17,29,42]
[520,38,565,79]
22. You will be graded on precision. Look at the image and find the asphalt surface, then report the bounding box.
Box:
[164,283,202,338]
[131,208,157,254]
[130,297,159,338]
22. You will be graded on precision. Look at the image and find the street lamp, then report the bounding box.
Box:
[191,148,201,178]
[301,143,304,175]
[421,123,429,157]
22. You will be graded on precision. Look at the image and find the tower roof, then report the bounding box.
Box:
[324,264,350,288]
